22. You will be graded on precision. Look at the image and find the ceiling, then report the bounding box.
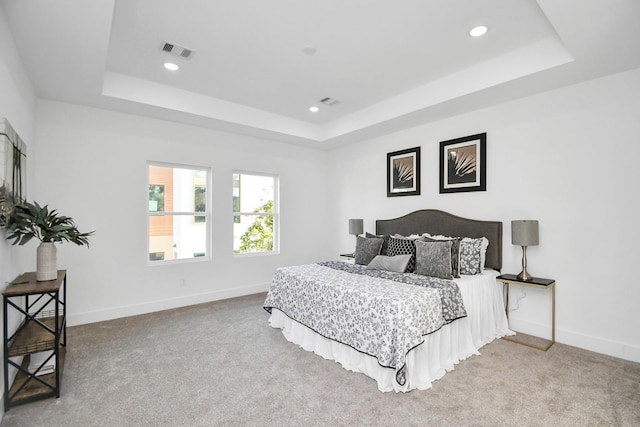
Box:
[2,0,639,148]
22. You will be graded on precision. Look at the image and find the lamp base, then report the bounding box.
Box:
[517,269,533,281]
[517,245,533,281]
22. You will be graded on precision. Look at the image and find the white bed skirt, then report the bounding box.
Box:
[269,309,479,392]
[267,270,513,392]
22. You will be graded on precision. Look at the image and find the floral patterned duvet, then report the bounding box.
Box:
[263,261,467,385]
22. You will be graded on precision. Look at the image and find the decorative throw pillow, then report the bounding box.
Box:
[422,235,462,278]
[386,236,417,272]
[394,233,422,240]
[459,237,485,275]
[414,240,453,279]
[366,254,412,273]
[365,232,389,255]
[478,237,489,270]
[354,236,383,265]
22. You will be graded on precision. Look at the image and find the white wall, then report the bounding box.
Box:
[328,67,640,363]
[0,5,36,284]
[0,6,37,419]
[30,101,330,325]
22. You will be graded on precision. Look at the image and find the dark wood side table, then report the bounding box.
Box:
[496,273,555,351]
[3,270,67,410]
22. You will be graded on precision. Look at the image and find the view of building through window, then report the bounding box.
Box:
[148,163,209,262]
[233,172,278,254]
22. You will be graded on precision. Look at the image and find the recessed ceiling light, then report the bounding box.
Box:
[309,106,320,113]
[469,25,488,37]
[163,62,180,71]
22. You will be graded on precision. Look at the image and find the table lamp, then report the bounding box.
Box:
[511,220,539,281]
[348,218,363,253]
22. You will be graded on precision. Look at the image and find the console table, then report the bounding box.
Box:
[3,270,67,410]
[497,273,555,351]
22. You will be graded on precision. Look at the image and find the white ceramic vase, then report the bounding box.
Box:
[36,242,57,281]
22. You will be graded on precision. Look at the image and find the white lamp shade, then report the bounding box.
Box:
[348,218,363,235]
[511,220,539,246]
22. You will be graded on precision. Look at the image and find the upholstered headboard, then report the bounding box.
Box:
[375,209,502,271]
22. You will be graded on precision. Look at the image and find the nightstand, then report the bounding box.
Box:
[497,273,555,351]
[339,253,355,263]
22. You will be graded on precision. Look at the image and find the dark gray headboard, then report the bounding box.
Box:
[376,209,502,271]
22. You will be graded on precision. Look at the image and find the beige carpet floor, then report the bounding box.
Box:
[1,292,639,426]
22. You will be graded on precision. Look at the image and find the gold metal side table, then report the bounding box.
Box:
[497,274,555,351]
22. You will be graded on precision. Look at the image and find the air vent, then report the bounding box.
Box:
[160,41,195,59]
[319,97,340,106]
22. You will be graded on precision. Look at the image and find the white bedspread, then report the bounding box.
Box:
[264,263,466,385]
[267,268,512,392]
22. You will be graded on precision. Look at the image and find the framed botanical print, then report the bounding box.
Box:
[387,146,420,197]
[439,133,486,193]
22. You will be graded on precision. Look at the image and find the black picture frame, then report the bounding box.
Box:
[439,133,486,193]
[387,146,420,197]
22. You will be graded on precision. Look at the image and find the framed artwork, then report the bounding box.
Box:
[0,118,27,228]
[387,146,420,197]
[439,133,486,194]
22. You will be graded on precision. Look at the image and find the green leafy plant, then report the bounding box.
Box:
[6,201,94,246]
[237,200,273,253]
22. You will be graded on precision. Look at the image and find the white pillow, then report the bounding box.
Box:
[393,233,422,240]
[422,232,450,240]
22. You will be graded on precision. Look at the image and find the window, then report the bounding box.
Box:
[148,163,210,263]
[194,185,206,223]
[233,171,278,254]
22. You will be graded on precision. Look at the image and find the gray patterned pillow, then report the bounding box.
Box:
[354,236,383,265]
[459,238,483,275]
[366,254,412,273]
[365,232,389,255]
[386,236,416,272]
[415,240,453,279]
[422,236,461,278]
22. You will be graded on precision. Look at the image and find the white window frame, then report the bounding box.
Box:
[232,170,279,256]
[147,161,212,265]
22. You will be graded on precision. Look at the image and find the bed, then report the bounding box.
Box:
[264,210,513,392]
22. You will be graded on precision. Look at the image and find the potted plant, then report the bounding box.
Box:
[6,201,94,281]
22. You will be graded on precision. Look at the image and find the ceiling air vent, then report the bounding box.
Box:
[160,41,195,59]
[319,97,340,106]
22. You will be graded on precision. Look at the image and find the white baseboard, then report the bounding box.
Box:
[558,328,640,364]
[67,282,270,327]
[508,318,640,363]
